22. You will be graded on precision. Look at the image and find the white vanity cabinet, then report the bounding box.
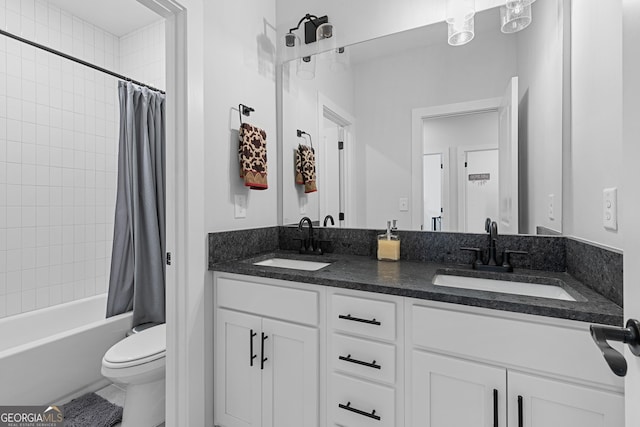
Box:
[408,300,624,427]
[327,290,404,427]
[213,274,323,427]
[212,272,624,427]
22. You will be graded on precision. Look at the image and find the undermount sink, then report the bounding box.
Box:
[432,274,576,301]
[253,258,331,271]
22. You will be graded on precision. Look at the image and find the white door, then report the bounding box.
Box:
[261,318,319,427]
[462,148,499,233]
[215,309,263,427]
[509,371,624,427]
[320,119,341,225]
[498,76,519,234]
[411,350,507,427]
[423,153,443,231]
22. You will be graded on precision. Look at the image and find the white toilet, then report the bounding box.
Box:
[101,323,166,427]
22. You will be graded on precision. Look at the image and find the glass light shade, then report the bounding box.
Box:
[284,32,297,47]
[500,4,532,33]
[446,0,475,24]
[282,34,300,62]
[316,22,333,40]
[505,0,536,10]
[330,47,349,72]
[316,22,335,53]
[296,55,316,80]
[448,17,475,46]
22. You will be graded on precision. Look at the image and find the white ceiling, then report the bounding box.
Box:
[46,0,161,37]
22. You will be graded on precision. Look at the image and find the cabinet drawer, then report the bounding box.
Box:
[411,303,623,389]
[331,333,396,384]
[330,373,395,427]
[216,277,319,326]
[331,294,396,341]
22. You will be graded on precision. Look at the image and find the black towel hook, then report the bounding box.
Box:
[239,103,255,126]
[297,129,314,150]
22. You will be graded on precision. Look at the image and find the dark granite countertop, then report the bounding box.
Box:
[210,251,623,326]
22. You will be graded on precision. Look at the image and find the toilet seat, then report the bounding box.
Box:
[103,323,166,369]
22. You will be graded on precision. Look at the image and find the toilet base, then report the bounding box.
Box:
[121,378,165,427]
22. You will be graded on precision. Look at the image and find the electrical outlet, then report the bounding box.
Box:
[603,187,617,231]
[399,198,409,212]
[234,195,247,218]
[548,194,555,220]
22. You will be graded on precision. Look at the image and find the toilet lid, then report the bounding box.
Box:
[104,323,166,365]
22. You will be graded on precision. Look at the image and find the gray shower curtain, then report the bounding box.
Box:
[106,81,166,327]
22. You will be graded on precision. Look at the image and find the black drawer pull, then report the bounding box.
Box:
[338,402,380,421]
[249,329,257,367]
[518,395,523,427]
[339,354,381,369]
[261,333,268,370]
[339,314,381,326]
[493,389,498,427]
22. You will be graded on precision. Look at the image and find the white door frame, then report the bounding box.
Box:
[422,151,445,231]
[411,97,501,231]
[137,0,207,426]
[317,93,356,227]
[457,145,499,232]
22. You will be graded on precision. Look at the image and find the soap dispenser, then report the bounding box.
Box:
[377,220,400,261]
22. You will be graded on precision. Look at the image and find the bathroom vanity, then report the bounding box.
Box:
[210,252,624,427]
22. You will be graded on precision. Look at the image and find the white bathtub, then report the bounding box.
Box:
[0,294,132,405]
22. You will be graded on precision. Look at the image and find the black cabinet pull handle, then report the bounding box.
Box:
[261,332,268,370]
[338,354,381,369]
[249,329,257,367]
[493,389,498,427]
[338,314,381,326]
[338,402,380,421]
[518,395,523,427]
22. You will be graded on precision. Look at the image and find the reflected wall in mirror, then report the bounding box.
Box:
[281,0,564,234]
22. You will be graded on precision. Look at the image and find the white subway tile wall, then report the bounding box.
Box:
[120,20,166,90]
[0,1,165,317]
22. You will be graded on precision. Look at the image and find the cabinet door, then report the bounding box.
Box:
[261,318,319,427]
[411,350,507,427]
[215,309,263,427]
[508,371,624,427]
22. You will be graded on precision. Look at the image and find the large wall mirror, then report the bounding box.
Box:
[280,0,564,235]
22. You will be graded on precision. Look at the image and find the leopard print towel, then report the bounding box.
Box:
[239,123,268,190]
[296,144,317,193]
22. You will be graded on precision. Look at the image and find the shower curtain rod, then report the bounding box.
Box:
[0,28,166,94]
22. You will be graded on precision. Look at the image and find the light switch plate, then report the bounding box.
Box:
[603,187,617,231]
[399,197,409,212]
[299,196,307,215]
[234,194,247,218]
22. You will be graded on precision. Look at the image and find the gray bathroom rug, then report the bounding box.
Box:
[62,392,123,427]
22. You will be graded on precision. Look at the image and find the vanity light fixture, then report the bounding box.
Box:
[285,13,331,48]
[446,0,476,46]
